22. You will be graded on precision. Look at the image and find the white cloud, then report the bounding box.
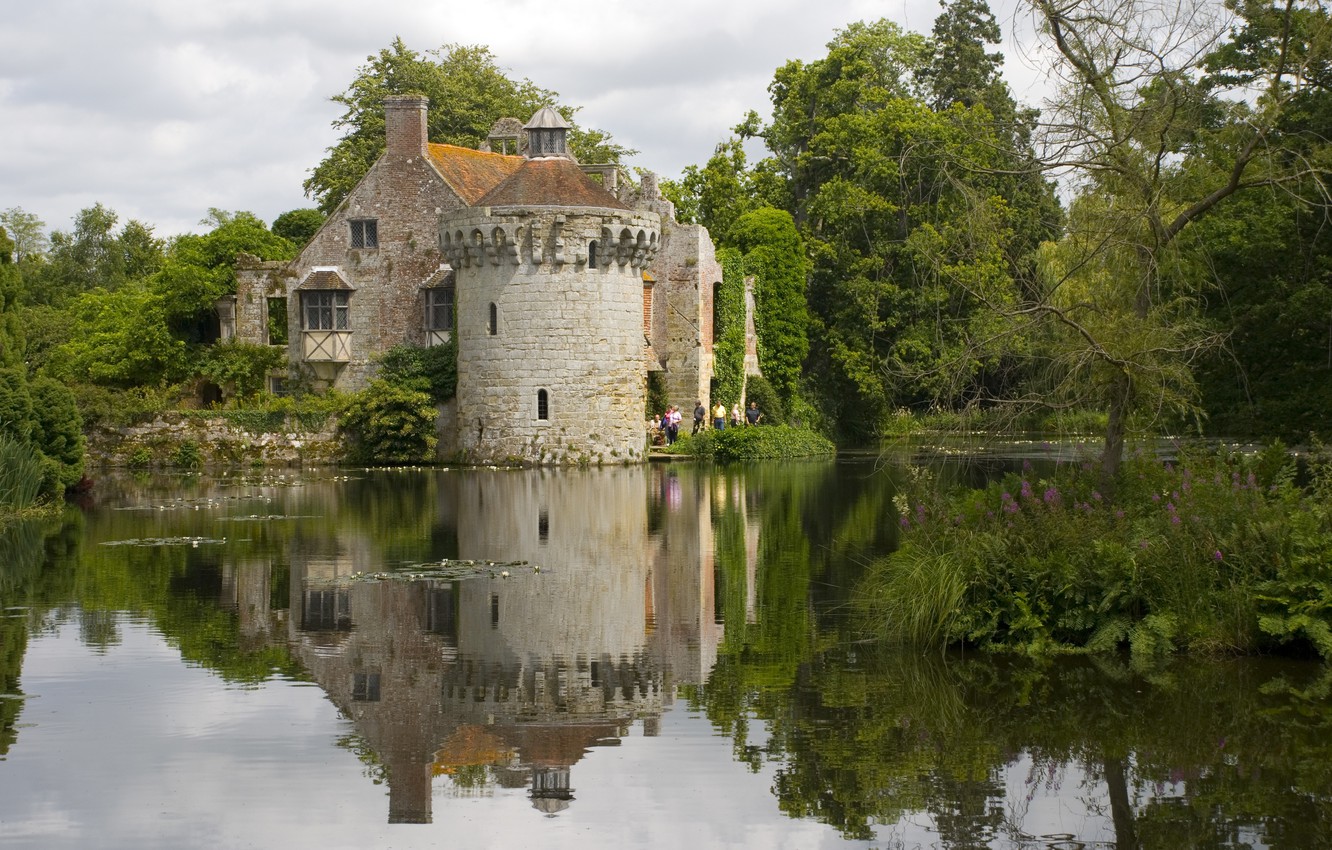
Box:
[0,0,1042,238]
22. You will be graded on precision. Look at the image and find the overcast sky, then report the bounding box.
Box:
[0,0,1045,239]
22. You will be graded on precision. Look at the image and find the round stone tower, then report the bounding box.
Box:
[441,108,660,465]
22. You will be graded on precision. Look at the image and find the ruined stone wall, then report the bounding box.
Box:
[443,205,659,465]
[647,220,720,412]
[86,413,340,468]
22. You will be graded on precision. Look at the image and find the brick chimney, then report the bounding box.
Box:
[384,94,428,157]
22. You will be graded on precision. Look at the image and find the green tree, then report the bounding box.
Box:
[305,39,635,214]
[60,284,187,386]
[728,208,811,410]
[661,138,762,239]
[716,18,1056,439]
[58,209,296,387]
[1007,0,1332,477]
[0,208,48,263]
[1193,187,1332,441]
[31,204,163,303]
[157,210,296,340]
[271,208,326,247]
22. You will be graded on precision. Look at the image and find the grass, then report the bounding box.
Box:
[0,434,45,514]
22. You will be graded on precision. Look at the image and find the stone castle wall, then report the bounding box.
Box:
[443,205,660,465]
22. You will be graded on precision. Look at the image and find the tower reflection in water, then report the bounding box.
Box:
[252,466,721,823]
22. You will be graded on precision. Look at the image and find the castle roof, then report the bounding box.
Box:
[473,157,630,210]
[426,143,525,205]
[524,107,572,130]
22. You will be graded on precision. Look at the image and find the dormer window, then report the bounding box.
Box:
[350,219,378,249]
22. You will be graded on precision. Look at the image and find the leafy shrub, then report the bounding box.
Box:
[199,342,285,401]
[338,380,438,465]
[125,446,152,468]
[170,440,202,469]
[859,444,1332,659]
[668,425,835,461]
[377,341,456,404]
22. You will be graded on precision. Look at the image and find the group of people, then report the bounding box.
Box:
[650,399,763,446]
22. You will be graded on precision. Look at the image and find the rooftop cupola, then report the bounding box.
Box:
[524,107,572,159]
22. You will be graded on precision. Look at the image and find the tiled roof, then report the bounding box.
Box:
[474,157,630,210]
[426,143,524,205]
[296,268,353,290]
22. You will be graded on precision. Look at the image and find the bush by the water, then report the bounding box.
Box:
[667,425,834,461]
[859,443,1332,660]
[338,380,438,465]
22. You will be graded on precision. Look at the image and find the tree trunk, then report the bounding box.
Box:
[1100,370,1133,486]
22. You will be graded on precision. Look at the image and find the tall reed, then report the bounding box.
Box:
[0,434,44,512]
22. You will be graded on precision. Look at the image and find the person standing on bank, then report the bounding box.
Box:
[713,401,726,430]
[730,404,743,428]
[746,401,762,426]
[665,406,681,445]
[693,400,706,435]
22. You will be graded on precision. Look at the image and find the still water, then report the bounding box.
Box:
[1,460,1329,849]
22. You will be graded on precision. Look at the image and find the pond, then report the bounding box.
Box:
[1,460,1329,849]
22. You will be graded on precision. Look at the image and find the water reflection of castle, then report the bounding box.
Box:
[228,466,728,823]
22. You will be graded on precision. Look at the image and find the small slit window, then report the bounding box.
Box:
[588,240,598,267]
[537,389,549,421]
[488,302,498,335]
[350,219,378,249]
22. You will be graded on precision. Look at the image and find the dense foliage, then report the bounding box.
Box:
[861,444,1332,659]
[338,380,439,465]
[376,341,457,405]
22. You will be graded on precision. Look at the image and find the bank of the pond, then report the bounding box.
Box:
[859,443,1332,660]
[658,425,836,461]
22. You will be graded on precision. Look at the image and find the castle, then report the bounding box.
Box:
[226,95,724,465]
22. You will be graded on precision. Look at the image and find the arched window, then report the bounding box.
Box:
[588,240,598,267]
[488,302,498,335]
[537,389,549,421]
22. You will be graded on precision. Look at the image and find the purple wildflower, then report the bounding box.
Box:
[1091,491,1102,502]
[1213,550,1223,561]
[1020,479,1034,500]
[899,516,910,529]
[1043,487,1060,505]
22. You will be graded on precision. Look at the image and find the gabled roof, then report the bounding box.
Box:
[474,157,630,210]
[426,143,525,205]
[296,268,353,290]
